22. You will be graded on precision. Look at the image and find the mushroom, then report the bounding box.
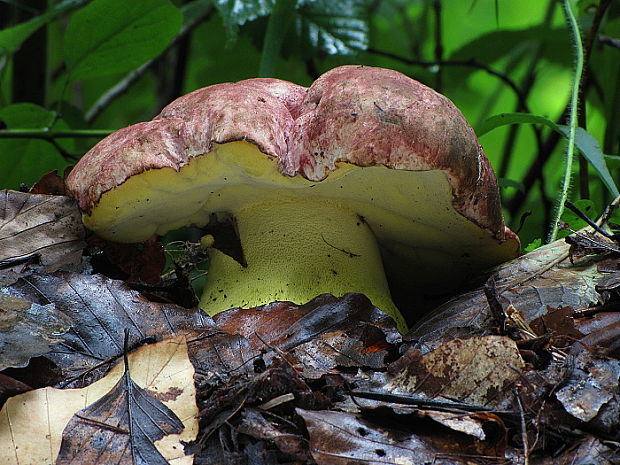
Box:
[66,65,520,332]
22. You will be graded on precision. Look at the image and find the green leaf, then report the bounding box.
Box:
[524,238,542,253]
[64,0,183,80]
[477,112,620,197]
[214,0,275,43]
[181,0,215,24]
[498,178,525,191]
[0,0,87,54]
[295,0,371,55]
[0,103,56,128]
[448,26,570,70]
[559,199,596,238]
[0,104,67,189]
[609,208,620,231]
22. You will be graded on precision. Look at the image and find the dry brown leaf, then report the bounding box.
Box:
[214,293,400,350]
[0,190,85,285]
[387,336,525,407]
[0,336,198,465]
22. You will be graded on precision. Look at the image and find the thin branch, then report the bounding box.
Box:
[366,48,531,113]
[599,34,620,50]
[0,129,112,139]
[84,6,214,124]
[432,0,443,91]
[498,0,554,180]
[577,0,612,199]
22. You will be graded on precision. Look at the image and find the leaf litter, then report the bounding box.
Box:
[0,190,619,463]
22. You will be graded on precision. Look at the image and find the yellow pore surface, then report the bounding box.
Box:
[85,141,514,283]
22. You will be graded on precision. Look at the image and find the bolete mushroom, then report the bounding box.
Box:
[66,65,520,332]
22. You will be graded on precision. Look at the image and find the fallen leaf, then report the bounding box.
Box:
[409,239,604,349]
[57,358,184,465]
[0,293,69,370]
[88,235,166,286]
[0,336,198,465]
[4,271,212,387]
[236,408,308,461]
[29,169,68,196]
[387,336,525,407]
[529,435,619,464]
[555,351,620,423]
[0,190,85,285]
[298,408,498,465]
[214,293,400,351]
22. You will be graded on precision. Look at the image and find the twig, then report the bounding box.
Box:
[0,129,113,139]
[599,34,620,50]
[366,48,531,113]
[515,393,529,465]
[577,0,612,199]
[85,6,214,123]
[432,0,443,91]
[564,200,613,238]
[349,390,492,412]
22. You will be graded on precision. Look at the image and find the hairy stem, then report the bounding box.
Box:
[547,0,584,243]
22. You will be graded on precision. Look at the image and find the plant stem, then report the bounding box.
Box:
[577,0,612,199]
[547,0,584,243]
[0,129,113,139]
[365,48,531,113]
[258,0,297,77]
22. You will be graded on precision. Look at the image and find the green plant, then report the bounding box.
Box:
[1,0,618,247]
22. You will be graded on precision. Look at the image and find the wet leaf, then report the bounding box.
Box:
[532,435,619,465]
[214,293,400,351]
[0,336,198,465]
[88,235,166,286]
[236,408,308,460]
[0,190,85,285]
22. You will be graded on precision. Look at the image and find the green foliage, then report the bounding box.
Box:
[294,0,371,55]
[523,238,542,253]
[478,113,619,198]
[0,0,87,54]
[64,0,183,80]
[0,104,67,188]
[0,0,618,249]
[559,198,596,237]
[214,0,274,43]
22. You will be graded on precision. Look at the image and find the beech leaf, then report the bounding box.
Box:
[0,336,198,465]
